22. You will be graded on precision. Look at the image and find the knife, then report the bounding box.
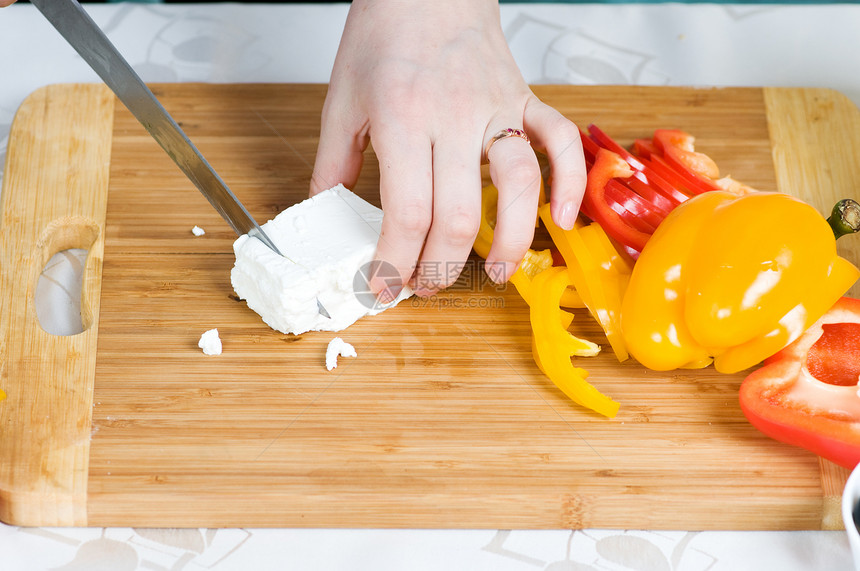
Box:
[32,0,331,319]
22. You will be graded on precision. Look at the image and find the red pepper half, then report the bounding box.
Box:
[739,297,860,469]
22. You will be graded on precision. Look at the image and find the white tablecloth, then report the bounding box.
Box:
[1,3,858,570]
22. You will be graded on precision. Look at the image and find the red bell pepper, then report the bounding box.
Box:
[739,297,860,469]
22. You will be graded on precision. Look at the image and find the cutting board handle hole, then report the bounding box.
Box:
[34,217,100,336]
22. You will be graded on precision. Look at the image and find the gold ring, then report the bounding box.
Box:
[484,128,530,162]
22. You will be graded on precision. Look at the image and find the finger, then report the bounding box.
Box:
[523,98,586,230]
[372,129,434,301]
[411,141,482,296]
[485,131,542,283]
[310,92,368,196]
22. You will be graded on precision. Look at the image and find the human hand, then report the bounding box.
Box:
[311,0,586,299]
[0,1,18,7]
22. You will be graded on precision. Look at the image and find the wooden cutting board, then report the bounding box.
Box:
[1,83,859,530]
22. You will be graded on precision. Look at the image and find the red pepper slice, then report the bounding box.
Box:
[624,174,678,213]
[628,169,689,207]
[579,128,601,163]
[652,129,722,194]
[588,124,694,206]
[653,154,721,196]
[580,148,651,254]
[638,155,701,197]
[739,297,860,469]
[632,138,659,158]
[604,179,662,232]
[602,190,655,235]
[652,129,720,177]
[587,124,646,170]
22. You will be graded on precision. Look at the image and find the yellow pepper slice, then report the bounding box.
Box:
[530,266,618,418]
[559,287,585,309]
[473,185,496,260]
[473,183,583,316]
[508,248,553,304]
[509,248,575,328]
[472,184,612,413]
[474,180,546,259]
[539,204,630,362]
[578,222,633,361]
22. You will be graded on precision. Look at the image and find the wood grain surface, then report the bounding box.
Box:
[1,83,858,529]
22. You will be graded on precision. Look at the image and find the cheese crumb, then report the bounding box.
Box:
[198,328,222,355]
[326,337,357,371]
[192,225,206,236]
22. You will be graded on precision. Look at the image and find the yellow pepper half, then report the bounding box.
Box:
[621,190,860,373]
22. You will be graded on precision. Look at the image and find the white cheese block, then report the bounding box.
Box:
[231,184,411,335]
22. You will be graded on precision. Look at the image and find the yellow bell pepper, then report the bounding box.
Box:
[530,267,618,418]
[621,190,860,373]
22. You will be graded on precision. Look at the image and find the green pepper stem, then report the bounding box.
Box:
[827,199,860,240]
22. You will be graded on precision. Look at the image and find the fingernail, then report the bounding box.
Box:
[558,201,577,231]
[485,261,514,284]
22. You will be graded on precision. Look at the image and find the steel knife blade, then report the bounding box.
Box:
[31,0,282,256]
